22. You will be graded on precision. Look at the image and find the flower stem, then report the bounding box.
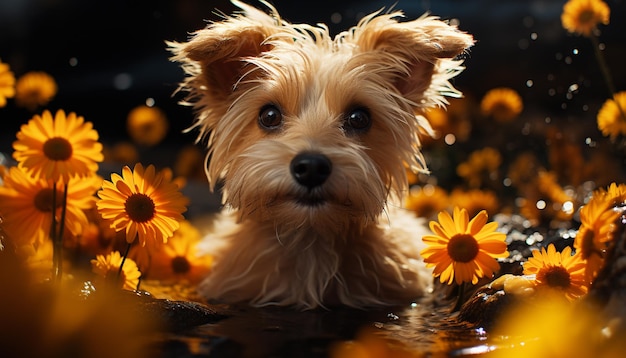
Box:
[50,181,61,284]
[452,283,466,312]
[590,34,626,120]
[117,242,132,285]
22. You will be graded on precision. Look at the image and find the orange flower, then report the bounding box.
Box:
[96,163,188,246]
[91,251,142,291]
[404,185,449,219]
[561,0,610,37]
[480,87,523,122]
[523,244,588,301]
[14,71,57,110]
[13,109,103,183]
[127,105,169,146]
[0,59,16,107]
[456,147,501,188]
[0,166,100,247]
[575,182,625,282]
[421,207,509,285]
[597,92,626,139]
[137,220,212,283]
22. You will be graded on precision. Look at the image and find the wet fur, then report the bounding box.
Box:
[169,0,473,309]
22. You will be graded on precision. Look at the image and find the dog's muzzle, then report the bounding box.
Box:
[290,152,332,189]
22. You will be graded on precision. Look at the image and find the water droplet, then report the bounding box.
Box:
[585,137,597,147]
[561,103,568,109]
[545,117,552,123]
[598,43,606,50]
[582,104,589,111]
[68,57,78,67]
[555,53,563,61]
[145,98,155,107]
[547,74,555,81]
[503,178,512,187]
[566,93,573,100]
[526,79,534,87]
[530,32,538,40]
[572,48,579,55]
[330,12,342,24]
[568,83,579,92]
[444,133,456,145]
[564,56,573,64]
[536,200,546,210]
[548,88,556,96]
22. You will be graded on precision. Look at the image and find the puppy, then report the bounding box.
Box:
[169,0,473,309]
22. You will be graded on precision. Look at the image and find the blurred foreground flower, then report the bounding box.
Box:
[421,207,509,286]
[14,71,57,110]
[330,328,418,358]
[0,59,16,107]
[561,0,610,37]
[0,251,158,358]
[480,87,523,122]
[97,163,188,247]
[488,299,624,358]
[13,109,103,183]
[127,105,169,146]
[597,91,626,140]
[0,166,100,247]
[523,244,588,301]
[91,250,142,291]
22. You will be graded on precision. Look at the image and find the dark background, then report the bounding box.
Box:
[1,0,625,165]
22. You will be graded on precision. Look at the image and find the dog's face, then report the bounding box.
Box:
[170,1,473,231]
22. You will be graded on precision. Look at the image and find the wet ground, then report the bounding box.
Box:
[150,294,486,358]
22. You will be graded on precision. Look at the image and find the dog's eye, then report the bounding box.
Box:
[343,108,371,133]
[258,105,283,130]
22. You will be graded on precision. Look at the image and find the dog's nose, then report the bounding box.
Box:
[290,152,332,189]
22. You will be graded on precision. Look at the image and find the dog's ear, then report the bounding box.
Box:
[346,11,474,108]
[168,1,281,102]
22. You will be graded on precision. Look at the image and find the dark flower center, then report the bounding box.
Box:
[579,10,595,24]
[125,193,156,223]
[43,137,73,161]
[171,256,191,274]
[539,266,571,289]
[447,234,479,263]
[34,188,64,212]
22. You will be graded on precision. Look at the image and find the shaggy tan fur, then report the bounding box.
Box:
[168,0,473,309]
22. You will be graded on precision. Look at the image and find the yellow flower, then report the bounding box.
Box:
[575,183,624,282]
[103,141,140,165]
[421,207,509,285]
[91,250,141,291]
[0,166,100,246]
[449,188,499,217]
[404,185,449,219]
[456,147,501,188]
[137,220,212,283]
[561,0,610,37]
[597,91,626,139]
[14,71,57,110]
[536,170,573,204]
[127,105,169,146]
[0,60,16,107]
[489,299,624,358]
[523,244,588,301]
[96,163,188,246]
[480,87,523,122]
[13,109,104,183]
